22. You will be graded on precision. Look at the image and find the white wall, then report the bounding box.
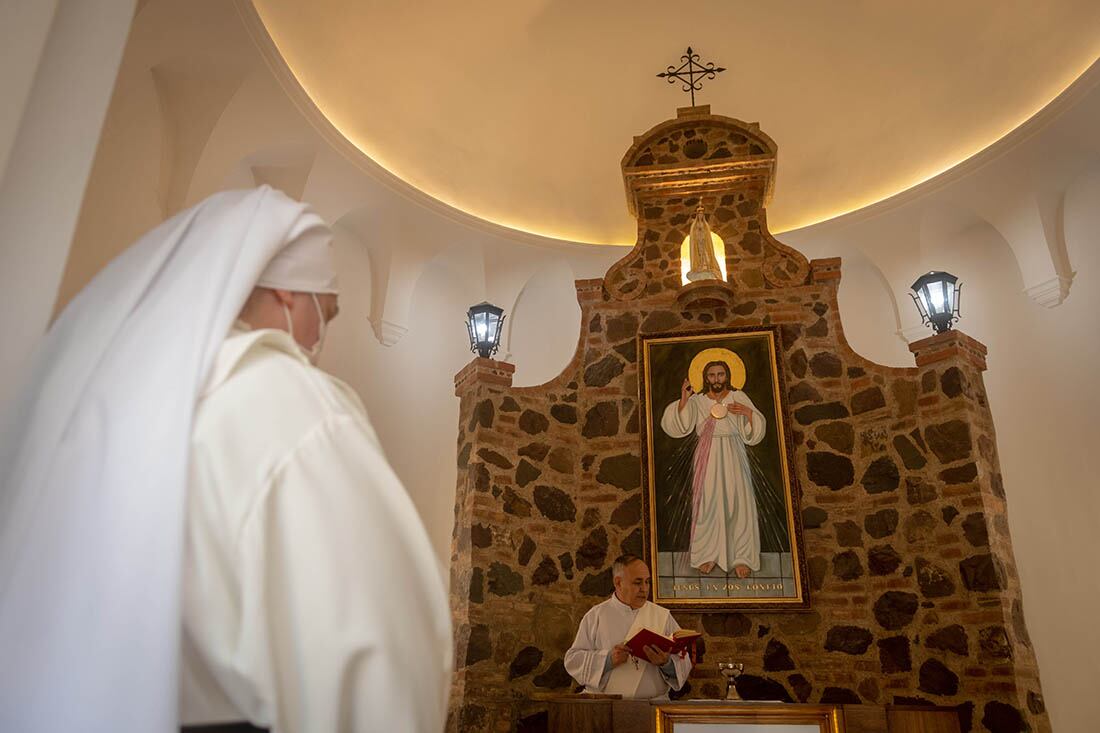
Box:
[32,1,1100,728]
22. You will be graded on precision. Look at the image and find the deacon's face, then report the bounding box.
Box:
[705,365,729,393]
[614,560,652,609]
[287,292,340,349]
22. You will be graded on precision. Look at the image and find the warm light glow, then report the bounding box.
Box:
[680,232,727,285]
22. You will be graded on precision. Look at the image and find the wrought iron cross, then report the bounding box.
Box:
[657,47,726,106]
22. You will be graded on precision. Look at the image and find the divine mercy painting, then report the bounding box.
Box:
[638,327,809,610]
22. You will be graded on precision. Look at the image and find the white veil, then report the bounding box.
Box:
[0,186,329,732]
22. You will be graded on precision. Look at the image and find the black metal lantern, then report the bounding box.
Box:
[910,271,962,334]
[466,301,505,359]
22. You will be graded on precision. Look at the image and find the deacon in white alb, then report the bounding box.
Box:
[564,555,692,699]
[0,187,451,733]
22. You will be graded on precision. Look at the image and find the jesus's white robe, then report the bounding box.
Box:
[181,326,451,733]
[564,596,691,699]
[660,390,766,573]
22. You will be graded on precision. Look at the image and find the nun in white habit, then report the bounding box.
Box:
[0,187,451,733]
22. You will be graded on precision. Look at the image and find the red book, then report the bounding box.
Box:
[623,628,701,660]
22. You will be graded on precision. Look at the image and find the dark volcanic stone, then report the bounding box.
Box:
[605,313,639,342]
[477,447,512,470]
[924,420,972,464]
[547,446,573,473]
[809,352,843,378]
[735,675,793,702]
[918,659,959,696]
[580,567,613,596]
[457,442,471,468]
[808,556,828,590]
[832,550,863,580]
[502,487,532,517]
[471,523,492,548]
[802,506,828,529]
[488,562,524,596]
[519,442,550,461]
[532,658,573,689]
[473,399,494,429]
[851,387,886,414]
[550,403,578,424]
[795,402,850,425]
[533,485,577,522]
[940,462,977,484]
[532,556,559,586]
[927,624,969,655]
[815,422,854,454]
[960,553,1002,592]
[516,459,542,487]
[806,451,855,490]
[619,527,643,556]
[962,513,989,547]
[517,534,536,566]
[469,566,484,603]
[982,701,1027,733]
[763,639,795,671]
[582,401,619,438]
[584,354,625,388]
[878,635,911,672]
[915,557,956,597]
[906,476,937,504]
[1028,691,1045,714]
[596,453,641,490]
[873,591,918,630]
[790,349,808,378]
[905,511,937,542]
[641,310,679,332]
[519,409,550,435]
[868,545,903,575]
[610,494,642,528]
[558,552,574,580]
[893,434,928,470]
[941,506,960,525]
[500,397,521,412]
[821,687,861,704]
[835,520,863,547]
[865,508,899,538]
[472,463,490,492]
[940,366,969,398]
[465,624,492,665]
[825,625,873,655]
[806,317,829,338]
[788,673,812,702]
[862,456,900,494]
[509,646,544,679]
[789,382,822,404]
[979,625,1012,660]
[702,613,751,637]
[576,527,609,571]
[582,506,601,530]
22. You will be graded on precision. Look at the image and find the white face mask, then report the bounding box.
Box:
[281,293,327,365]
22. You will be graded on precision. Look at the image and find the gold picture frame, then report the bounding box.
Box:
[654,703,843,732]
[638,327,809,610]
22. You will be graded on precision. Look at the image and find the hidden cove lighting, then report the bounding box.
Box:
[910,271,962,335]
[465,302,505,359]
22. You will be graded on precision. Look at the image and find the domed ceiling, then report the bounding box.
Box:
[253,0,1100,244]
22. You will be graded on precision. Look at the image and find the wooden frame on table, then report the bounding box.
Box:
[654,703,843,732]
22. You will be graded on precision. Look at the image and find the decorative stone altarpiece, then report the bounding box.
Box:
[448,106,1048,733]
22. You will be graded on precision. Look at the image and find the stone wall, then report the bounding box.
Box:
[447,108,1048,733]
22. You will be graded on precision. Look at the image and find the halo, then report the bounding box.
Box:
[688,348,746,392]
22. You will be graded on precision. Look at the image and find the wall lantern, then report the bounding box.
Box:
[910,271,962,334]
[466,301,506,359]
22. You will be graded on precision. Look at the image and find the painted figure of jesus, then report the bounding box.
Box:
[659,351,766,578]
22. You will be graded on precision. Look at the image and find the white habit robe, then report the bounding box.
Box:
[660,390,766,573]
[180,326,452,733]
[564,596,691,699]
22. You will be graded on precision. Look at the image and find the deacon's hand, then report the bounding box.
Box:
[611,644,631,667]
[726,402,752,418]
[643,644,670,667]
